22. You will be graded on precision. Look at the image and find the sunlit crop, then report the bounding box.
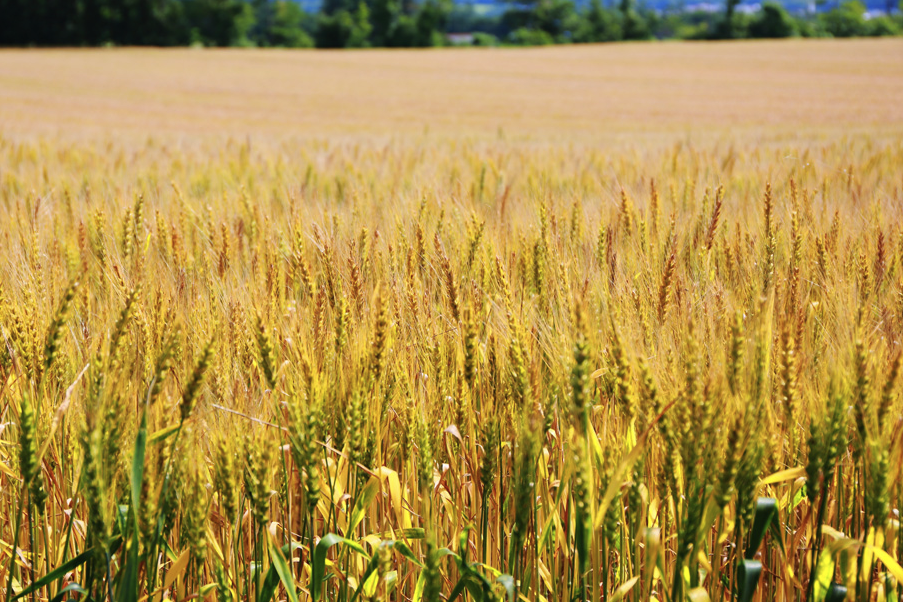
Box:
[1,42,902,602]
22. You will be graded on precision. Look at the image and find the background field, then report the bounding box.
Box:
[2,40,902,142]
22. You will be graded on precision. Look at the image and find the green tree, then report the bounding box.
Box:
[717,0,742,38]
[748,1,798,37]
[248,0,275,45]
[866,14,900,35]
[183,0,254,46]
[270,0,314,46]
[108,0,180,44]
[537,0,580,40]
[0,0,194,46]
[508,26,556,43]
[352,1,373,45]
[323,0,356,17]
[414,0,451,45]
[316,1,371,47]
[820,0,869,36]
[370,0,401,45]
[619,0,650,39]
[575,0,622,42]
[387,14,419,45]
[503,0,580,43]
[0,0,85,45]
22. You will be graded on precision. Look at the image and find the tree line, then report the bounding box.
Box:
[0,0,900,48]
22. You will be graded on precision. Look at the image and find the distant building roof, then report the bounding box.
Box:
[447,33,476,44]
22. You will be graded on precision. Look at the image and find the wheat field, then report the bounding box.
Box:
[3,40,903,139]
[1,41,903,602]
